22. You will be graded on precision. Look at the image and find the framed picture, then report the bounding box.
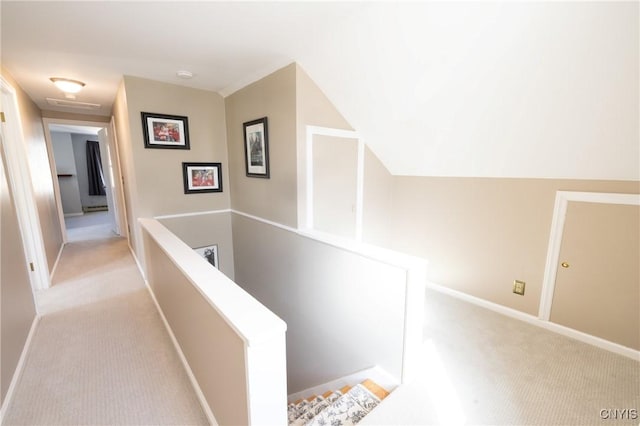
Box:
[182,162,222,193]
[141,112,190,149]
[243,117,270,178]
[194,244,219,269]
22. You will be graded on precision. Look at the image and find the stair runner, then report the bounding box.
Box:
[287,379,390,426]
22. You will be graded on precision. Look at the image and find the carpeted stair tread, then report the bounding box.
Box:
[361,378,390,400]
[288,379,389,426]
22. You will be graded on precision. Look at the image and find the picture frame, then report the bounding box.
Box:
[141,112,190,149]
[182,162,223,193]
[194,244,219,269]
[243,117,270,178]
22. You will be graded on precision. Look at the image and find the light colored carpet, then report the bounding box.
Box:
[366,288,640,425]
[65,211,116,243]
[3,237,209,425]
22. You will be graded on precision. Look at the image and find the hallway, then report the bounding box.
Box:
[3,238,208,425]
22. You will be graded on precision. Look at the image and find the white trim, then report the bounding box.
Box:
[42,117,129,243]
[232,209,426,271]
[139,218,287,346]
[1,76,50,291]
[232,209,298,234]
[154,209,231,220]
[304,126,363,240]
[144,278,218,425]
[287,366,399,403]
[427,281,539,324]
[539,191,640,320]
[41,118,68,243]
[426,281,640,361]
[127,242,146,282]
[355,138,365,242]
[107,117,129,240]
[0,316,40,423]
[49,243,65,281]
[231,209,428,385]
[305,126,314,230]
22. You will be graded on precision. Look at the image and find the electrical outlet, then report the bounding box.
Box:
[513,280,525,295]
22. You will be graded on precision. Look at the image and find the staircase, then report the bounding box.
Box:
[287,379,390,426]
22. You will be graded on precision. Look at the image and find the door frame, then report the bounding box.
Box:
[539,191,640,321]
[303,126,364,241]
[42,117,129,243]
[0,76,50,292]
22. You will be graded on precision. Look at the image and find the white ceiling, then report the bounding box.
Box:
[2,1,638,180]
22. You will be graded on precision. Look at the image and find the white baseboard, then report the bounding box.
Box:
[127,243,146,282]
[144,279,218,426]
[0,315,40,423]
[49,243,65,282]
[63,212,84,217]
[426,282,640,361]
[128,243,216,422]
[287,366,399,404]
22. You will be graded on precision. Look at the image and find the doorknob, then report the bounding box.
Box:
[561,262,570,268]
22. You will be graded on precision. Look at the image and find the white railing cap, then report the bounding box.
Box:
[140,218,287,347]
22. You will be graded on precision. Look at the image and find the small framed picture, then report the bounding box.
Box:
[141,112,190,149]
[243,117,270,178]
[182,162,222,193]
[194,244,218,269]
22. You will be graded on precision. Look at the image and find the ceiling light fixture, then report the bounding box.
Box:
[50,77,85,94]
[176,70,193,79]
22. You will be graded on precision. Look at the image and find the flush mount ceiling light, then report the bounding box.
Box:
[50,77,85,94]
[176,70,193,79]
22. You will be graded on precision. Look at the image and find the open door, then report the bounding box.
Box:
[42,117,128,243]
[97,128,118,235]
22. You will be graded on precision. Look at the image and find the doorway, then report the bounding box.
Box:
[539,191,640,352]
[42,118,128,244]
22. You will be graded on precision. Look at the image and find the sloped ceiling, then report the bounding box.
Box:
[2,2,638,180]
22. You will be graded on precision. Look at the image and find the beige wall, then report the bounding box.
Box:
[41,110,110,123]
[114,76,229,264]
[232,213,407,393]
[225,64,298,227]
[143,231,248,426]
[159,212,235,281]
[296,64,353,229]
[390,177,640,315]
[362,145,394,246]
[2,68,63,273]
[0,145,37,405]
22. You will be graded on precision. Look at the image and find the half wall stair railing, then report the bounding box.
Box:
[140,213,427,425]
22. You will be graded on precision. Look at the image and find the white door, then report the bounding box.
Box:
[97,128,118,234]
[0,77,50,291]
[312,134,359,239]
[104,119,128,239]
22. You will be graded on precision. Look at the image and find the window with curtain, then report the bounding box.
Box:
[86,140,106,196]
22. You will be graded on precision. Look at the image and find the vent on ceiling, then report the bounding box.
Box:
[46,98,101,110]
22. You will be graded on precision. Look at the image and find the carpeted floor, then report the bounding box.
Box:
[3,237,209,425]
[365,289,640,425]
[4,236,638,425]
[64,211,116,243]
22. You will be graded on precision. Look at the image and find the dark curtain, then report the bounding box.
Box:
[86,140,106,196]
